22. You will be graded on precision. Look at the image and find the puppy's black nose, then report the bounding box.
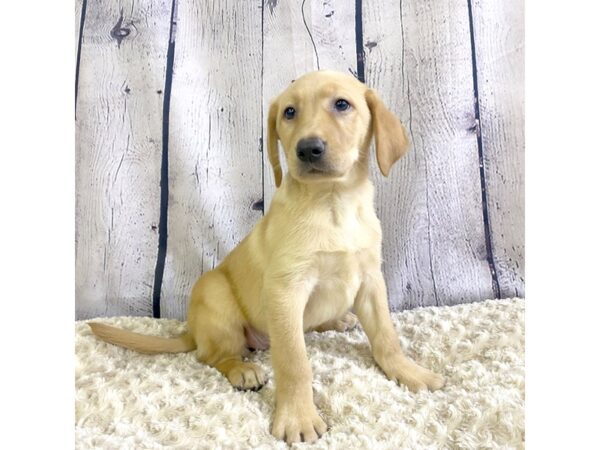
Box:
[296,137,326,163]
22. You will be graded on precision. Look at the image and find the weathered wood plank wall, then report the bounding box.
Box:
[75,0,524,320]
[160,0,264,319]
[471,0,525,298]
[364,0,496,308]
[76,0,172,318]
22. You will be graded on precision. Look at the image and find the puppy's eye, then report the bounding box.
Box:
[334,99,351,112]
[284,106,296,120]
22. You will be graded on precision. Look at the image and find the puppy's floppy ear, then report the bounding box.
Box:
[267,100,282,187]
[365,89,410,177]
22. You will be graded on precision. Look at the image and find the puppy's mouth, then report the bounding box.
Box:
[303,164,335,176]
[300,163,344,179]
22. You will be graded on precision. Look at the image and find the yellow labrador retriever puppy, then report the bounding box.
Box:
[89,70,444,444]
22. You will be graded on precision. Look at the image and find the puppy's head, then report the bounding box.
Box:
[267,70,409,187]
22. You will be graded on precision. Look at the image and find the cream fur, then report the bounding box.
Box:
[89,70,443,444]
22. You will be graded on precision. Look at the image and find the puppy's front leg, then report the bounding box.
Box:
[354,271,445,392]
[266,282,327,444]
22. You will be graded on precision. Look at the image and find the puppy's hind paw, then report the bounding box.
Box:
[226,362,267,391]
[381,357,445,392]
[314,311,358,333]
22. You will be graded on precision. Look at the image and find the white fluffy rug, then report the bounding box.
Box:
[75,298,524,449]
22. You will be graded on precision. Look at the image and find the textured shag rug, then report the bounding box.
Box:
[75,298,524,449]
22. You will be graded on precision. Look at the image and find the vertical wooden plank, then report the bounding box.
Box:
[75,0,86,108]
[471,0,525,297]
[75,0,83,58]
[363,0,495,309]
[75,0,172,319]
[262,0,358,208]
[160,0,264,319]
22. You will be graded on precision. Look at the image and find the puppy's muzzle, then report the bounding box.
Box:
[296,137,326,163]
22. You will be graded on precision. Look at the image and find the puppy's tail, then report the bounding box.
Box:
[88,322,196,354]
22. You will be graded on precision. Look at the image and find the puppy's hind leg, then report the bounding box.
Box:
[187,269,267,391]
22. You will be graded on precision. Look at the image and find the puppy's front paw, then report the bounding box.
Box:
[381,358,445,392]
[271,403,327,444]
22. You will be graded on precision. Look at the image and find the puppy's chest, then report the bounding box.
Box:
[310,198,381,252]
[314,251,362,288]
[303,251,364,329]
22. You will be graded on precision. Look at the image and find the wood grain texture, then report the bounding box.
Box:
[160,0,264,319]
[363,0,495,309]
[75,0,83,59]
[471,0,525,297]
[75,0,86,106]
[75,0,172,319]
[262,0,358,209]
[74,0,524,319]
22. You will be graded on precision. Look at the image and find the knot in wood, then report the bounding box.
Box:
[110,14,131,47]
[113,28,130,38]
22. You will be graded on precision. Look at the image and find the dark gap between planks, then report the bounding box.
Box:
[466,0,501,298]
[75,0,88,115]
[354,0,365,82]
[152,0,178,318]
